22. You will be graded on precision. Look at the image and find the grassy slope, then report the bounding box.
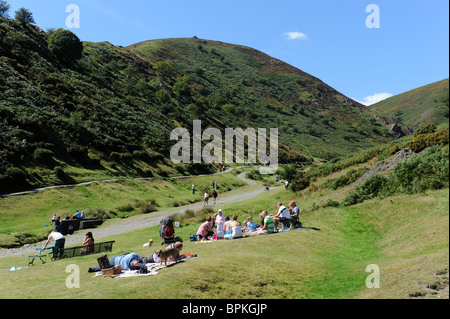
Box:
[1,18,396,195]
[0,181,447,299]
[371,78,449,130]
[129,37,393,159]
[0,171,246,247]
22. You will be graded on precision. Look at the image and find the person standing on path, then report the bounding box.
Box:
[212,189,218,205]
[203,191,210,207]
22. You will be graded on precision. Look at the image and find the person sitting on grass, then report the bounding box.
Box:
[253,211,275,235]
[197,216,214,240]
[224,215,243,239]
[243,216,257,233]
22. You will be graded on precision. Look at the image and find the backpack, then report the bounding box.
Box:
[67,224,74,235]
[159,218,174,239]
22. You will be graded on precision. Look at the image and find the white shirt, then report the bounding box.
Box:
[49,231,64,241]
[278,205,291,219]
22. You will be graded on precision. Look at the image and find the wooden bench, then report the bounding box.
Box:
[51,241,115,260]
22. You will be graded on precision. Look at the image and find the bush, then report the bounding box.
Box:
[116,203,135,212]
[290,171,310,192]
[342,174,389,206]
[322,199,341,208]
[342,145,449,206]
[408,126,449,153]
[138,199,158,214]
[33,148,54,163]
[390,145,449,194]
[86,208,110,219]
[48,28,83,65]
[53,166,66,180]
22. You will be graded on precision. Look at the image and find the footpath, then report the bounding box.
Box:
[0,171,281,259]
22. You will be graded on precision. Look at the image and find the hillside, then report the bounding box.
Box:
[371,78,449,130]
[1,18,400,194]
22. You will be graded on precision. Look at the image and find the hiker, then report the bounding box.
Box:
[192,184,196,194]
[203,191,209,207]
[197,216,214,240]
[212,189,218,205]
[272,202,291,230]
[254,211,275,235]
[285,180,289,189]
[224,215,243,239]
[40,230,65,259]
[81,232,95,255]
[51,214,57,224]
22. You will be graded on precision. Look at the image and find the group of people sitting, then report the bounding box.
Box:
[195,201,302,240]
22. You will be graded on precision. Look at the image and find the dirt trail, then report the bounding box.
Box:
[0,171,280,259]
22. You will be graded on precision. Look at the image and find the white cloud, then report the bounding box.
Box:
[284,31,308,40]
[355,92,394,106]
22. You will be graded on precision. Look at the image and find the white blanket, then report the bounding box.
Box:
[95,257,196,278]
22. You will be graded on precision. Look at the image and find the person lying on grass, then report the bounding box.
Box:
[88,242,184,273]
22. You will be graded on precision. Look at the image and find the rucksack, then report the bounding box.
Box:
[67,224,74,235]
[159,218,174,239]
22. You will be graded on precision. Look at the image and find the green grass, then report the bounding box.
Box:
[0,171,246,247]
[0,181,447,299]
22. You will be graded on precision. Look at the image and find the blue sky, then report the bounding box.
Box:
[5,0,449,105]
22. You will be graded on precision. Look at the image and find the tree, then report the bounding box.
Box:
[15,7,35,24]
[0,0,10,18]
[48,28,83,65]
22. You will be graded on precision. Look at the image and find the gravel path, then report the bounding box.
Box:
[0,172,279,259]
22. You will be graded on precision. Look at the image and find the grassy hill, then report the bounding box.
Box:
[371,78,449,130]
[0,158,447,299]
[0,17,400,194]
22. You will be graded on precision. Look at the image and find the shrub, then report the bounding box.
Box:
[390,145,449,194]
[322,199,341,208]
[48,28,83,65]
[342,174,389,206]
[116,203,135,212]
[408,126,449,153]
[86,208,110,219]
[33,148,54,163]
[138,199,158,214]
[53,166,66,180]
[247,169,263,181]
[290,171,310,192]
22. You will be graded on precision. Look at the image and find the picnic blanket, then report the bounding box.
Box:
[94,256,197,278]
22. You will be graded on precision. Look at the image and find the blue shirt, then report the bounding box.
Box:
[246,222,257,232]
[113,253,141,270]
